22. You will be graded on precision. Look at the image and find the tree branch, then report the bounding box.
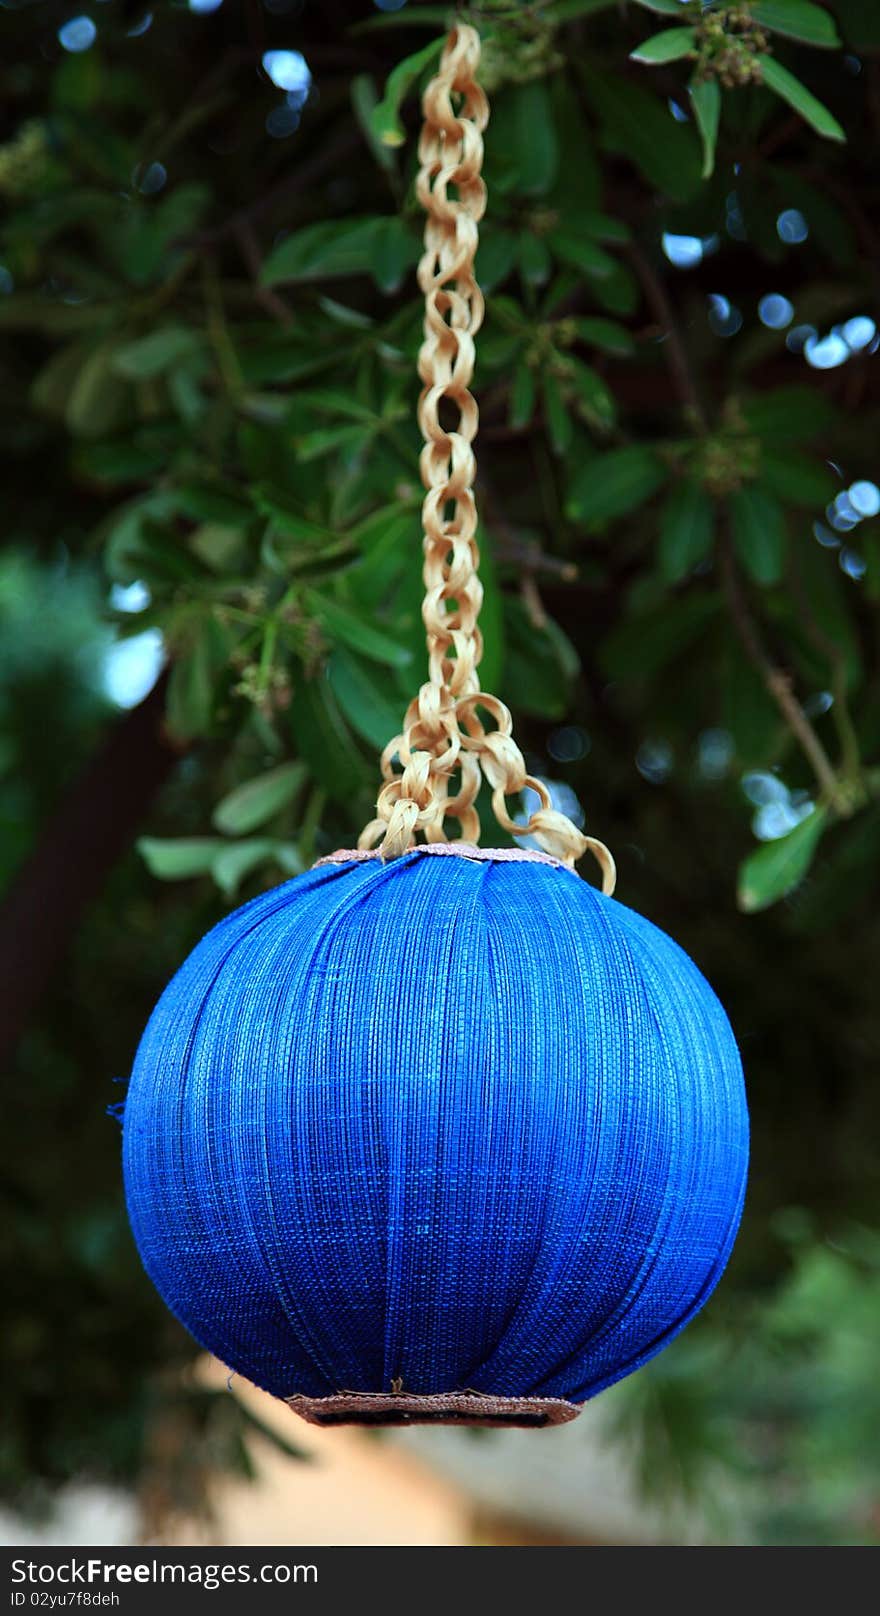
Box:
[0,676,185,1069]
[786,555,863,790]
[626,240,709,433]
[187,124,363,249]
[477,471,577,581]
[234,220,293,326]
[719,532,850,814]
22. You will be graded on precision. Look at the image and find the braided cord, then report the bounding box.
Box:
[359,23,615,890]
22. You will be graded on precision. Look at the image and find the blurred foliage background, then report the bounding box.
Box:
[1,0,878,1546]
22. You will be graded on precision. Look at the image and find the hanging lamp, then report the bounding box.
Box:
[123,25,748,1429]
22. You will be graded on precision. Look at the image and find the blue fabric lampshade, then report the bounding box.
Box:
[123,845,748,1427]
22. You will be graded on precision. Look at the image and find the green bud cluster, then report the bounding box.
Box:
[0,120,50,198]
[699,433,761,495]
[694,5,771,89]
[466,2,563,91]
[232,662,291,715]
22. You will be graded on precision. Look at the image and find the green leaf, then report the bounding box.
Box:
[741,386,837,442]
[305,590,413,668]
[547,76,602,214]
[113,328,200,380]
[168,365,205,427]
[261,218,389,285]
[154,182,211,245]
[786,806,880,932]
[630,27,697,64]
[629,0,688,13]
[503,598,580,720]
[100,493,183,585]
[729,486,787,586]
[323,295,377,328]
[53,47,102,112]
[543,373,573,457]
[351,75,396,173]
[757,451,837,508]
[477,227,520,292]
[295,424,368,464]
[751,2,840,49]
[489,81,560,198]
[31,341,91,417]
[74,438,168,485]
[568,360,616,433]
[137,837,226,881]
[738,808,828,913]
[369,217,421,294]
[351,501,417,554]
[659,480,715,582]
[290,676,364,803]
[369,38,443,148]
[212,762,308,836]
[347,509,415,609]
[600,592,719,682]
[212,839,281,899]
[190,524,247,574]
[577,210,632,246]
[510,361,536,430]
[760,58,846,143]
[587,72,702,202]
[518,232,552,287]
[327,648,403,751]
[567,446,667,529]
[65,343,129,439]
[548,227,618,279]
[575,317,636,357]
[253,487,336,544]
[293,389,378,425]
[591,263,641,317]
[166,652,213,742]
[166,619,229,741]
[175,482,255,528]
[726,484,787,588]
[514,81,561,196]
[689,77,721,179]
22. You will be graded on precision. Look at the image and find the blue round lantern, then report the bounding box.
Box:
[124,845,748,1427]
[122,23,748,1429]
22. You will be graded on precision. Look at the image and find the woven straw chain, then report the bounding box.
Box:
[358,23,615,891]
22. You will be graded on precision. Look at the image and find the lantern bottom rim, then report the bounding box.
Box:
[284,1391,580,1429]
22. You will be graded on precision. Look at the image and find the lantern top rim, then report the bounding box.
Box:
[313,843,578,873]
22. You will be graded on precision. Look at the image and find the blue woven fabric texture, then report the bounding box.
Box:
[123,852,749,1405]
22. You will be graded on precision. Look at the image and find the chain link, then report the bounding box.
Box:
[358,23,615,890]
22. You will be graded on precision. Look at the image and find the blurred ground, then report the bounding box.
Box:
[1,1358,746,1547]
[166,1370,469,1549]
